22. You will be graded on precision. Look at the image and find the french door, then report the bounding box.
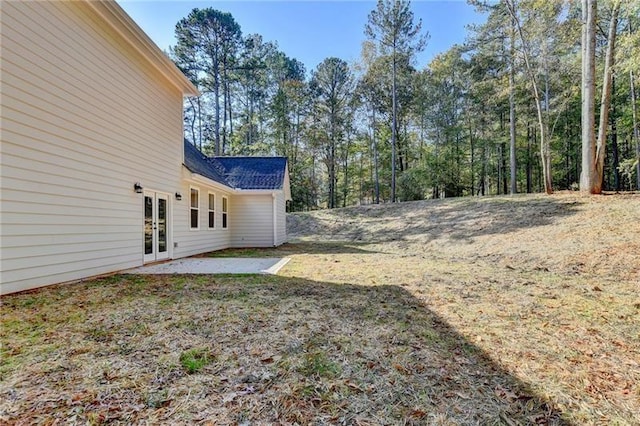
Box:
[143,191,169,263]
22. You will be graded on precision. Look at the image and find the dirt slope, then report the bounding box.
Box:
[288,192,640,282]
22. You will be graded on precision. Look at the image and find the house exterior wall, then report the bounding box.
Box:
[173,174,232,257]
[274,191,287,246]
[0,1,188,294]
[228,194,275,248]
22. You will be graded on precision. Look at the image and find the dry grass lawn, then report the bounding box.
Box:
[1,192,639,425]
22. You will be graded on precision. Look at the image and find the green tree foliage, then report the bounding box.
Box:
[365,0,428,202]
[172,8,242,155]
[309,58,355,209]
[170,0,639,212]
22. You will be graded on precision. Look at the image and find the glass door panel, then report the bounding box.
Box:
[144,195,153,255]
[156,195,168,259]
[143,192,170,262]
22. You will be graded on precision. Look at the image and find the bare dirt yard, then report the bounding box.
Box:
[1,192,639,425]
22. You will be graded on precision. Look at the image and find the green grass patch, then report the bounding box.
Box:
[300,351,341,378]
[179,348,214,374]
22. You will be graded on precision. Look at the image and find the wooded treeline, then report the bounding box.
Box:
[171,0,640,210]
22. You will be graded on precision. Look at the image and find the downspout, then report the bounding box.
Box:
[272,193,277,246]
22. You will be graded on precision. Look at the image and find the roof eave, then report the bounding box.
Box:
[86,1,199,96]
[185,169,233,192]
[234,188,283,195]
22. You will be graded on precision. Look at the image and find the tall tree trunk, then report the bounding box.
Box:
[311,154,316,210]
[391,50,398,202]
[506,0,552,194]
[480,139,486,196]
[214,54,221,156]
[372,107,380,204]
[222,58,228,155]
[537,100,552,194]
[188,97,198,147]
[400,120,408,172]
[420,103,426,162]
[527,122,533,193]
[633,69,640,189]
[328,155,335,209]
[580,0,597,192]
[343,135,350,208]
[509,14,517,195]
[456,131,462,196]
[470,123,475,196]
[359,153,364,204]
[226,78,233,150]
[294,107,301,165]
[330,87,338,210]
[630,20,640,189]
[564,114,571,188]
[501,142,508,195]
[198,96,203,150]
[497,143,502,195]
[594,1,620,193]
[611,79,620,190]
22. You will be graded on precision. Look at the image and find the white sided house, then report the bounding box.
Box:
[0,1,291,295]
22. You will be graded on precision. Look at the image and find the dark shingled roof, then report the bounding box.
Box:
[183,140,287,190]
[214,157,287,190]
[183,140,230,186]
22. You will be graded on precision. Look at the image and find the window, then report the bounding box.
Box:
[190,187,199,229]
[208,193,215,229]
[222,196,228,229]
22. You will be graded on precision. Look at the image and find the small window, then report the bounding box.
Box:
[222,196,228,229]
[208,193,215,229]
[190,187,199,229]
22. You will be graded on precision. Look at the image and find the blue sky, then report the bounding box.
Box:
[118,1,486,73]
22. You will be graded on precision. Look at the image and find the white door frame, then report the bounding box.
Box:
[143,191,171,263]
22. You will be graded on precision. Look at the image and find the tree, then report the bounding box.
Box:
[594,1,621,193]
[505,0,566,194]
[310,58,354,208]
[580,0,597,192]
[509,13,517,194]
[581,0,623,193]
[173,8,242,155]
[355,41,384,204]
[365,0,428,202]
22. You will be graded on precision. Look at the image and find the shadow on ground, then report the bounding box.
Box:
[1,274,569,424]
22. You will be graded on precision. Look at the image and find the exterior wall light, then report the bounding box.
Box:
[134,182,143,193]
[175,192,182,201]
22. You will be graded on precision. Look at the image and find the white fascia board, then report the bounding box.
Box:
[233,189,281,196]
[186,173,233,193]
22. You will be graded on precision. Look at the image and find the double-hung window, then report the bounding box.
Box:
[208,193,215,229]
[222,196,228,229]
[190,187,199,229]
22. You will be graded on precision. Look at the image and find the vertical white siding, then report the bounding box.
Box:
[0,1,185,294]
[229,194,274,248]
[274,191,287,246]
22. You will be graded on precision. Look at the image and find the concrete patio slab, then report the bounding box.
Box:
[125,257,290,275]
